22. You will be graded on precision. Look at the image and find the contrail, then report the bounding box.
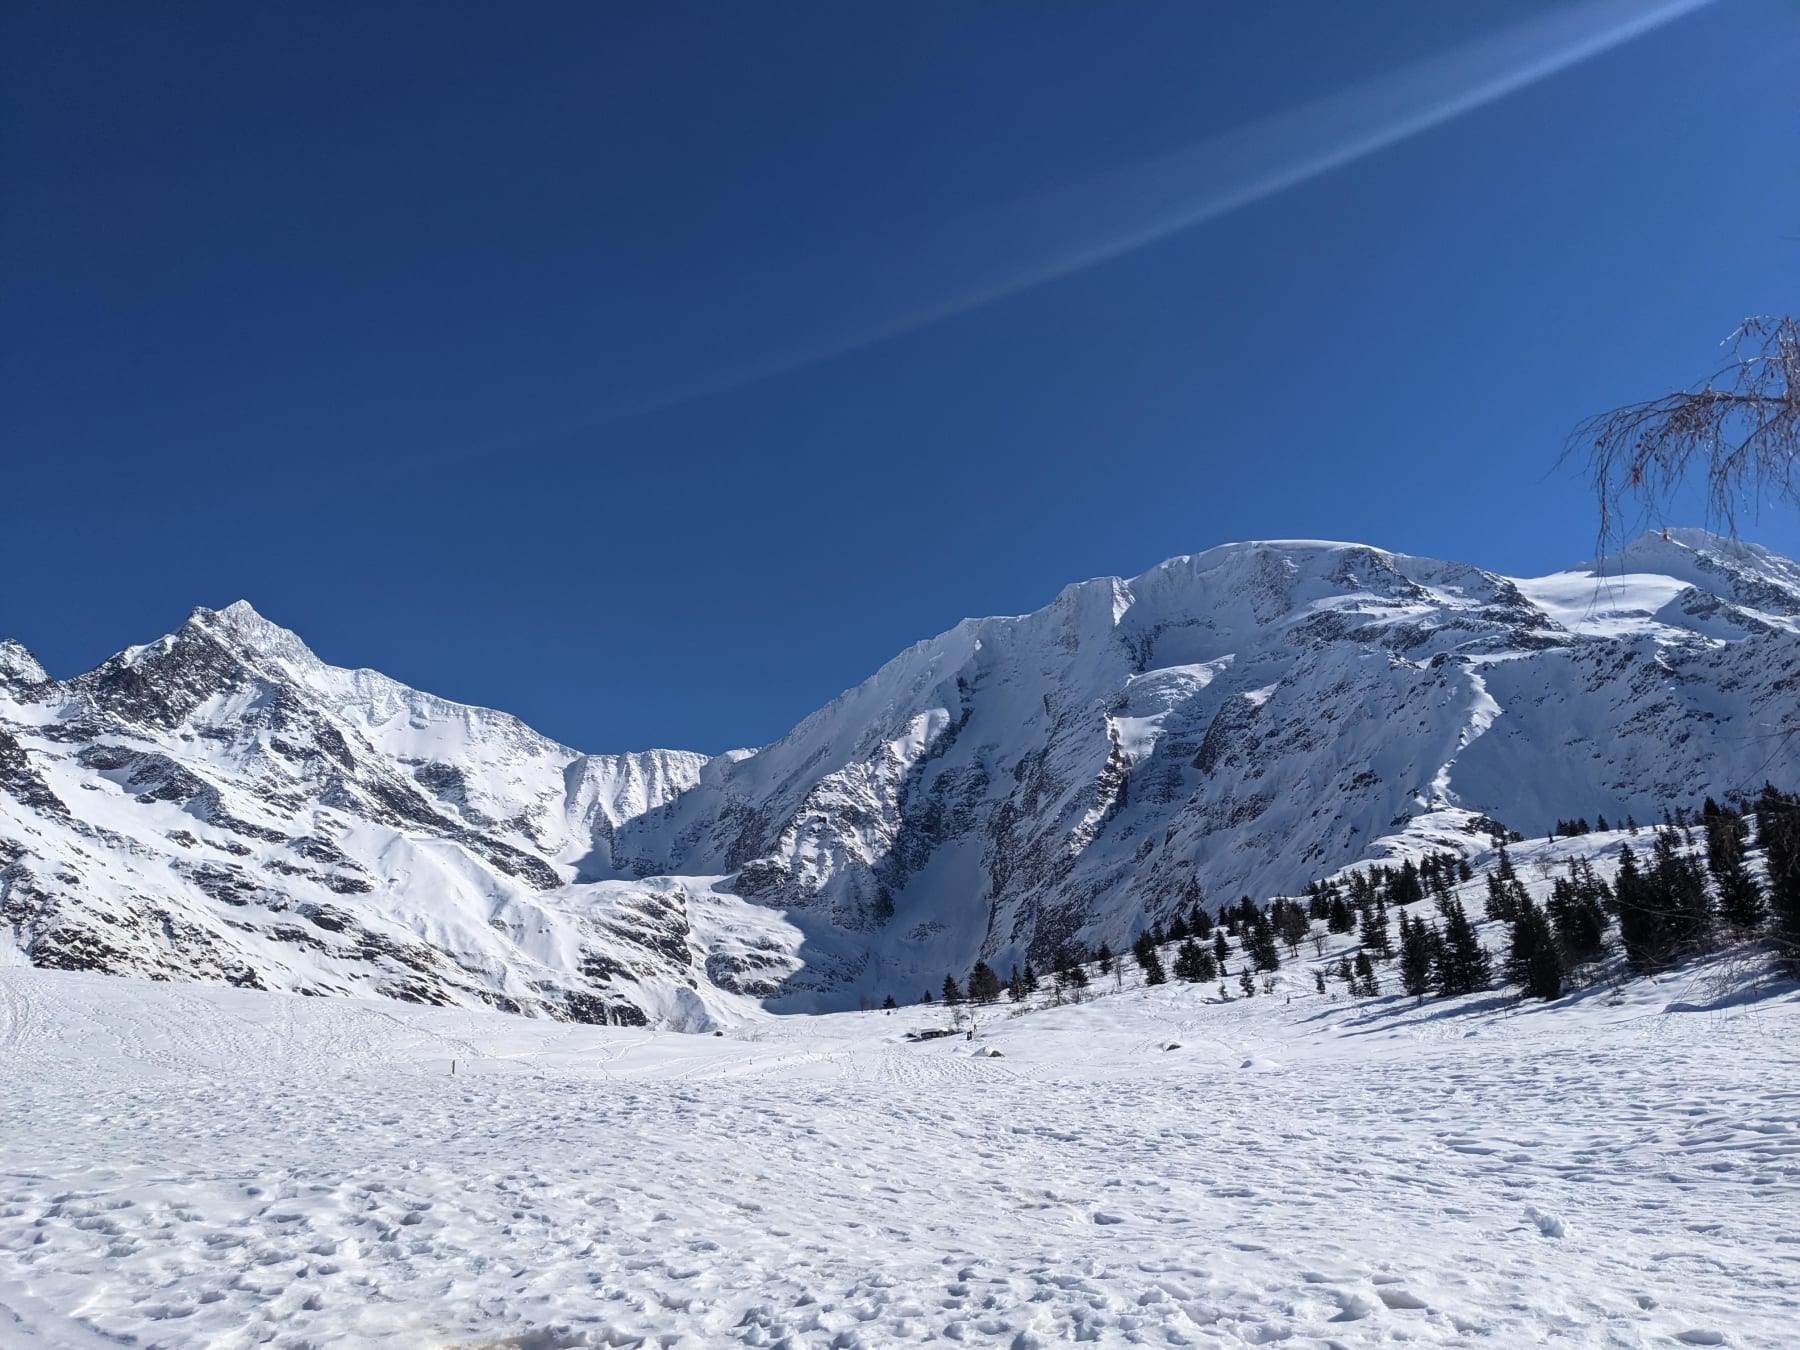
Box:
[398,0,1720,471]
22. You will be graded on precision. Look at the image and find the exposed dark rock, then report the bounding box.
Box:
[0,728,69,817]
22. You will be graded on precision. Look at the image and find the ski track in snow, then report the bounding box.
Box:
[2,966,1797,1348]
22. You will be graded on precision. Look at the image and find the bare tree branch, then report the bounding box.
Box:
[1561,316,1800,553]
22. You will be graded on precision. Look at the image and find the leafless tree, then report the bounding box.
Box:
[1563,315,1798,548]
[1566,316,1800,769]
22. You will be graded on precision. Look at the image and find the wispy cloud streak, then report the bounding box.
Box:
[425,0,1719,467]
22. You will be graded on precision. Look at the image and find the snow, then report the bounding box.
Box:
[1511,570,1696,638]
[3,527,1798,1021]
[1517,529,1800,640]
[1,952,1795,1348]
[0,641,49,688]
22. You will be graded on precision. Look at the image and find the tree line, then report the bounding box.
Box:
[894,785,1800,1013]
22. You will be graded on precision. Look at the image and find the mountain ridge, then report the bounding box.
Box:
[3,529,1796,1023]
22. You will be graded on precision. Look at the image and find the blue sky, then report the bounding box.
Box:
[4,0,1797,753]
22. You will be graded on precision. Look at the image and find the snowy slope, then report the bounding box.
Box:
[3,529,1797,1020]
[0,602,731,1025]
[1,938,1795,1348]
[615,530,1800,1007]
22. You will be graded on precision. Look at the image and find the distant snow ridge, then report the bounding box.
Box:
[3,530,1796,1022]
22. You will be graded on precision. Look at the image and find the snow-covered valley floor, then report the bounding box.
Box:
[2,963,1797,1349]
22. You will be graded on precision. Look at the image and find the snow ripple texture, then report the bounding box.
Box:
[1,963,1796,1348]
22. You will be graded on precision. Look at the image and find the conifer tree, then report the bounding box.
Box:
[1424,917,1447,977]
[1571,855,1613,909]
[1238,968,1256,998]
[882,993,897,1010]
[1505,896,1538,987]
[1327,894,1356,934]
[921,989,933,1004]
[1275,899,1311,955]
[1213,930,1230,964]
[1190,903,1213,938]
[1173,938,1216,983]
[1236,896,1260,931]
[1508,894,1563,999]
[1360,899,1393,959]
[1132,932,1166,985]
[1096,941,1115,975]
[1172,939,1199,982]
[968,961,1002,1004]
[1546,864,1607,967]
[1614,842,1674,973]
[1305,882,1329,922]
[1246,909,1282,972]
[1429,859,1455,904]
[1314,968,1328,995]
[1131,930,1153,967]
[1167,911,1190,943]
[1615,829,1713,971]
[1757,785,1800,972]
[1353,950,1380,996]
[1389,858,1424,907]
[1435,898,1491,996]
[941,974,963,1005]
[1397,911,1434,998]
[1007,965,1029,1002]
[1140,946,1166,986]
[1053,947,1090,991]
[1652,828,1714,958]
[1022,961,1039,993]
[1704,803,1765,929]
[1484,871,1520,923]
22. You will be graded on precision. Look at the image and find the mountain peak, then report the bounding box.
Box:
[1579,527,1800,617]
[0,639,50,687]
[1599,526,1775,568]
[181,600,323,671]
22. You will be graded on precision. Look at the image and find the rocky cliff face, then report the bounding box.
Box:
[4,530,1797,1021]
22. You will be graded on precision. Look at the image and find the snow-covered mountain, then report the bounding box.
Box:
[4,529,1797,1022]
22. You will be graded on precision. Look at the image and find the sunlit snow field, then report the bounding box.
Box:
[2,956,1796,1348]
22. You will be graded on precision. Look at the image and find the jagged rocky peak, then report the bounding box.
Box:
[0,640,50,689]
[191,599,328,667]
[62,602,313,731]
